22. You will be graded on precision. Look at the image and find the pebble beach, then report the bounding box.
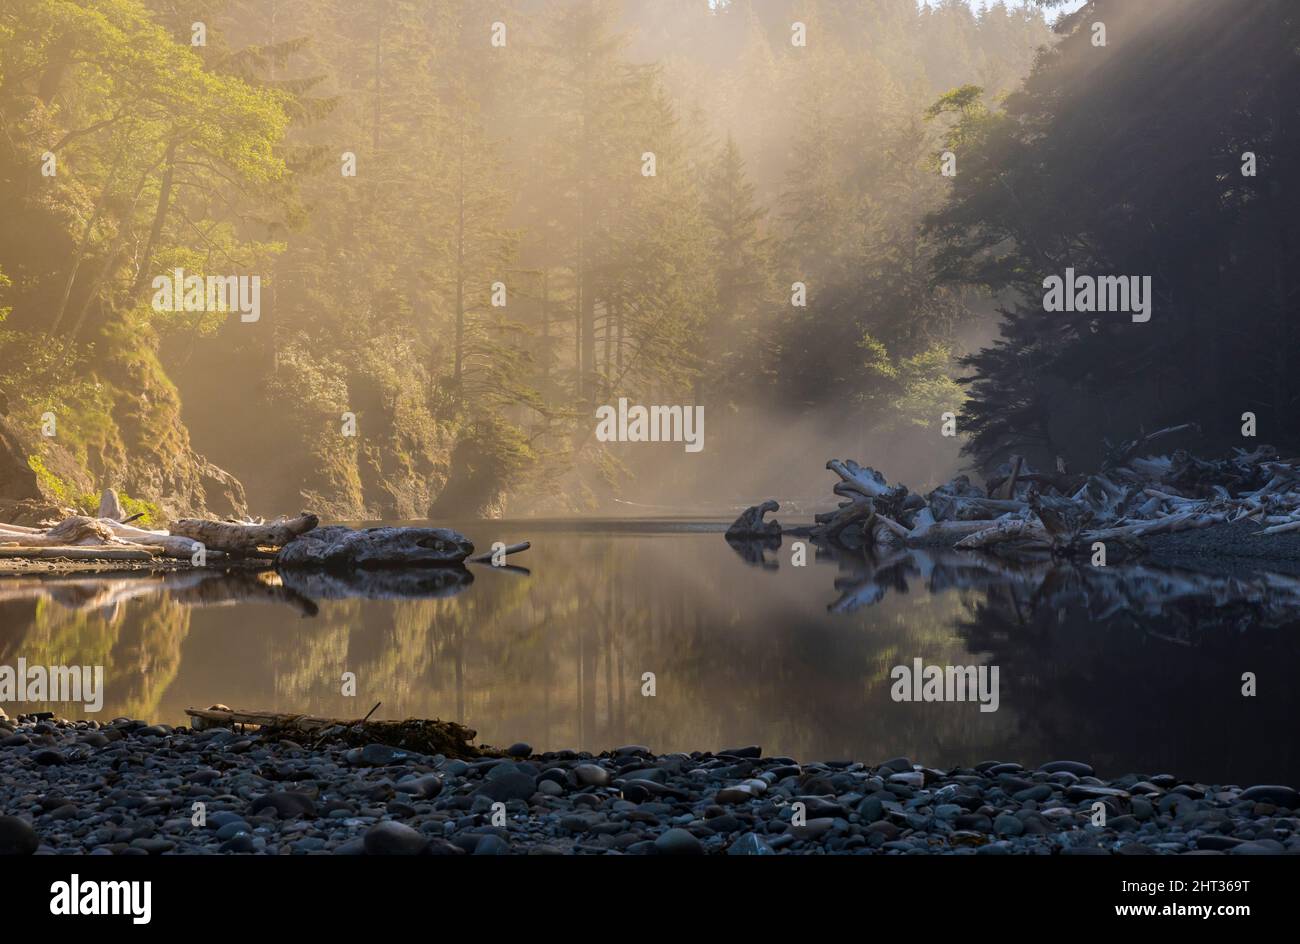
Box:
[1,711,1297,856]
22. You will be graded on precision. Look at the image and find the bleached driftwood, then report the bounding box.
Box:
[0,516,116,547]
[1084,511,1226,542]
[955,518,1050,550]
[929,495,1028,521]
[827,459,906,504]
[907,515,1006,546]
[169,513,319,552]
[1256,518,1300,536]
[97,519,208,558]
[0,545,159,561]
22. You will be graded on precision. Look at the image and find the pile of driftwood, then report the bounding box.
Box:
[0,488,318,563]
[730,424,1300,558]
[0,488,528,569]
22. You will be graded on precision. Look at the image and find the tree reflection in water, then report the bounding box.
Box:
[3,530,1298,783]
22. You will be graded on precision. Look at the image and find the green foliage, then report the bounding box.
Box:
[118,493,163,527]
[26,453,77,506]
[890,346,967,431]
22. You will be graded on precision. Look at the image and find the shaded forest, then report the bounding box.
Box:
[2,0,1292,521]
[932,0,1300,474]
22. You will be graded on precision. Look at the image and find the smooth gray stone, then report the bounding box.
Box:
[994,813,1024,837]
[0,816,39,855]
[1239,785,1300,808]
[1230,840,1286,854]
[654,828,703,855]
[394,774,443,799]
[251,791,317,818]
[474,771,538,802]
[574,764,610,787]
[363,821,429,855]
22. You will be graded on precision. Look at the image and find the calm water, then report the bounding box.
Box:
[2,519,1298,784]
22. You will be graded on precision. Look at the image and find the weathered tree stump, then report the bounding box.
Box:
[726,500,782,539]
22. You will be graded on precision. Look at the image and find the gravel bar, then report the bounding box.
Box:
[1,712,1297,856]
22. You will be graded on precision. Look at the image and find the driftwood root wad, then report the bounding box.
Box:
[726,500,782,539]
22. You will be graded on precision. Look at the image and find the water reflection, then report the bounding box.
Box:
[1,523,1297,784]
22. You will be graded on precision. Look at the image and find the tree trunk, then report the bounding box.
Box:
[50,151,123,334]
[130,138,178,299]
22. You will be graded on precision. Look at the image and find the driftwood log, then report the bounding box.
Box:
[0,515,223,560]
[0,516,115,546]
[0,505,536,575]
[905,509,995,546]
[0,500,541,577]
[169,513,319,552]
[0,545,160,561]
[184,705,486,759]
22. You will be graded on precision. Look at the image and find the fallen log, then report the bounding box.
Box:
[1257,519,1300,536]
[0,545,160,561]
[906,513,998,546]
[170,513,318,553]
[0,522,43,534]
[0,515,116,547]
[98,519,207,558]
[955,518,1050,550]
[1083,511,1226,542]
[929,495,1028,521]
[184,705,487,759]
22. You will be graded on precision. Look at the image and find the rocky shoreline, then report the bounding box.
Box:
[1,712,1296,856]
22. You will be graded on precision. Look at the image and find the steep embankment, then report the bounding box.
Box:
[0,323,246,526]
[165,330,455,521]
